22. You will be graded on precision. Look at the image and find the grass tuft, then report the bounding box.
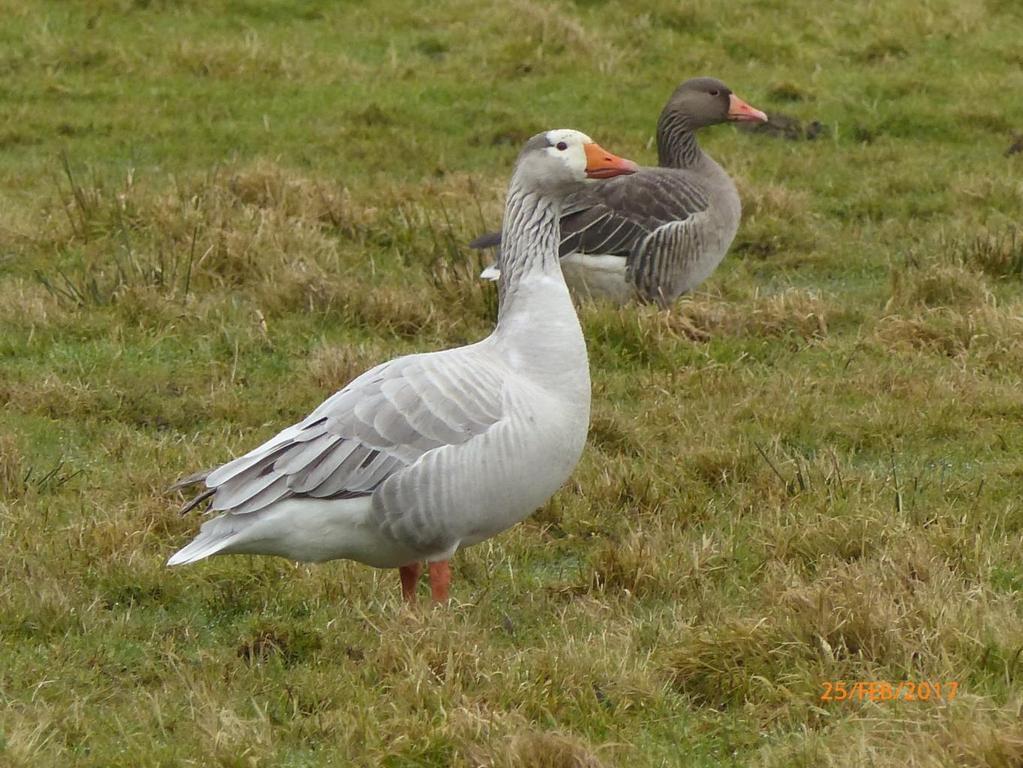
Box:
[874,304,1023,366]
[236,622,324,667]
[679,288,831,341]
[887,263,990,311]
[501,729,608,768]
[0,434,25,499]
[946,228,1023,280]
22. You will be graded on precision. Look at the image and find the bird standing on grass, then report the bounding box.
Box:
[168,130,638,603]
[472,78,767,306]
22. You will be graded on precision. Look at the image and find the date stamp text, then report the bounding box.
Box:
[820,681,958,703]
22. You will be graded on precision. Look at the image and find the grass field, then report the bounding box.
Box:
[2,0,1023,765]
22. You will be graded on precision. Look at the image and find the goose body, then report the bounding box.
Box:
[169,307,588,570]
[168,130,637,602]
[472,78,766,306]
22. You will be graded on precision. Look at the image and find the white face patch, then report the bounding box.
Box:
[543,129,592,180]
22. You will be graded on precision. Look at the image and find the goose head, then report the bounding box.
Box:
[514,129,638,195]
[664,77,768,128]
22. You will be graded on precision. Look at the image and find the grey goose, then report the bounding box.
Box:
[471,78,767,306]
[168,130,638,603]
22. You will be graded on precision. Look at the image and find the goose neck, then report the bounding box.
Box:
[496,183,562,320]
[657,111,704,168]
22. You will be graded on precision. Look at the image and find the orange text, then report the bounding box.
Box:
[820,681,958,703]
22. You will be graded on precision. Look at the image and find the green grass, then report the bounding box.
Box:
[2,0,1023,765]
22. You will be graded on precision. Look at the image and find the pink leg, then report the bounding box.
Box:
[428,561,451,603]
[399,563,422,604]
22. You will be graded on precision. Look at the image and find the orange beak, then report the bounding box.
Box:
[727,94,768,123]
[583,142,639,179]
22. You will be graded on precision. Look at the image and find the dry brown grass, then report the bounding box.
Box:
[305,339,392,392]
[498,729,609,768]
[953,228,1023,280]
[887,263,991,312]
[33,160,365,309]
[873,303,1023,367]
[678,288,832,341]
[0,278,65,328]
[757,697,1023,767]
[0,433,25,499]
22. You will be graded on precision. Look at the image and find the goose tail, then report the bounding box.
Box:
[468,231,501,250]
[167,514,240,566]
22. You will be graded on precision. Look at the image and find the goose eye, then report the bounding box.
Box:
[556,141,568,151]
[708,90,720,96]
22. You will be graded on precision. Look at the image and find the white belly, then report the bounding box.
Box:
[560,253,634,305]
[214,496,429,568]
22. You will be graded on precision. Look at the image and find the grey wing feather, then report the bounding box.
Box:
[559,168,709,259]
[273,433,343,474]
[178,486,214,515]
[230,476,292,515]
[177,352,504,515]
[169,467,214,492]
[288,440,361,493]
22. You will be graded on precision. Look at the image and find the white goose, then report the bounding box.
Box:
[168,130,638,603]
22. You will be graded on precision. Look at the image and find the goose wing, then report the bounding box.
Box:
[175,349,505,516]
[558,168,709,257]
